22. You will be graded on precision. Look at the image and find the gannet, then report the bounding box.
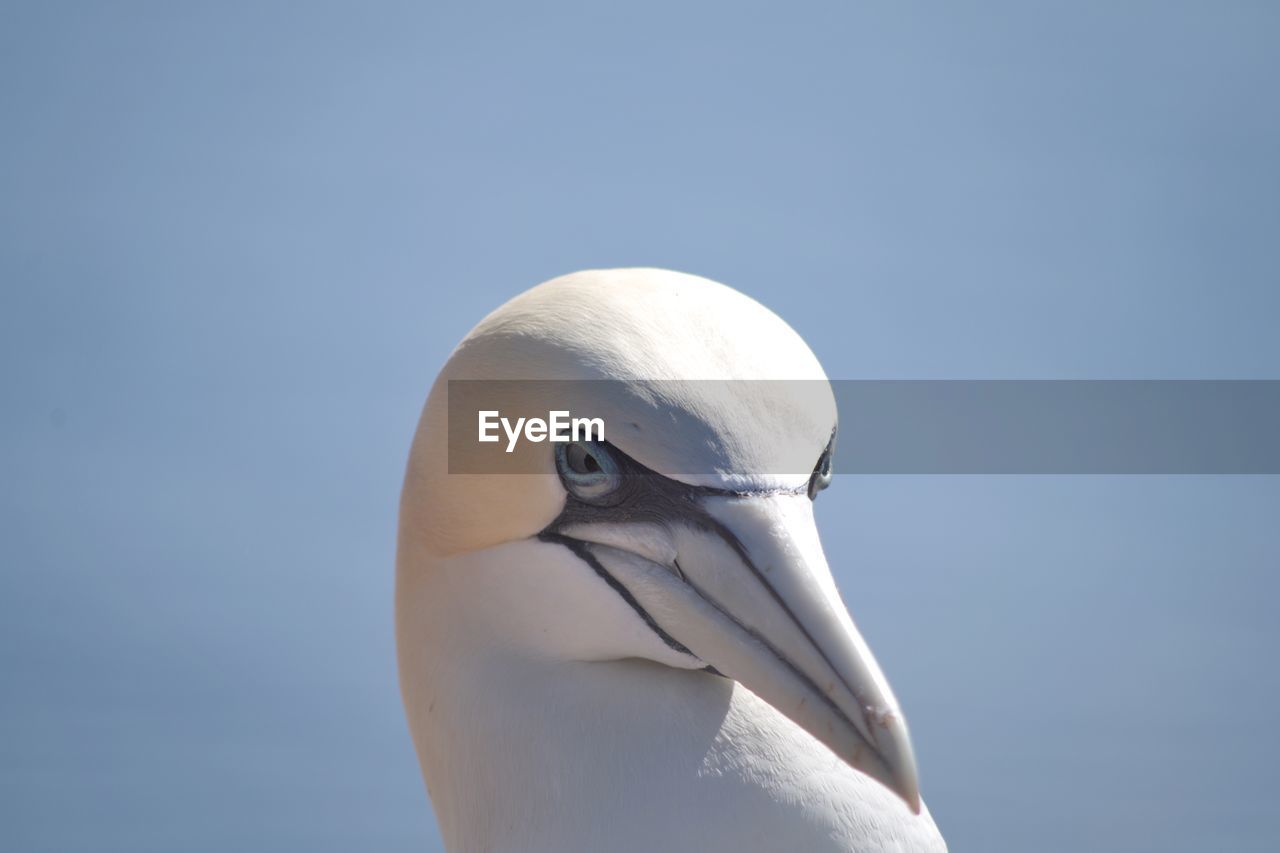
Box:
[396,268,946,852]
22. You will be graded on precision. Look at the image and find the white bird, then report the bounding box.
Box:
[396,268,946,852]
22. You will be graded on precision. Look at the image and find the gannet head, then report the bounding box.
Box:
[397,268,923,812]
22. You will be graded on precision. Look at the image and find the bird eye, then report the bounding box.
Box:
[555,441,623,502]
[808,446,834,500]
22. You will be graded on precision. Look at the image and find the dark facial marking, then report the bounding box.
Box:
[541,440,852,685]
[538,437,876,742]
[536,529,693,657]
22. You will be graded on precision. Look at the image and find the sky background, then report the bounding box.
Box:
[2,2,1278,851]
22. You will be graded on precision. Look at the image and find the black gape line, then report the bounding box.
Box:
[537,434,848,690]
[536,440,748,662]
[536,529,694,657]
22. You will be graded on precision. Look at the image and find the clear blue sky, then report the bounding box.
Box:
[2,2,1277,851]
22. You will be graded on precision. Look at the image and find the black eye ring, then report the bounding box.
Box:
[808,441,834,500]
[555,440,623,502]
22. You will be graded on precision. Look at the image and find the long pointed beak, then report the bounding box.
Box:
[576,493,922,812]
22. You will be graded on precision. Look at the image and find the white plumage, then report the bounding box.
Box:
[397,269,946,852]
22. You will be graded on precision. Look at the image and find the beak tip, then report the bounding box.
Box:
[889,770,922,815]
[847,739,922,814]
[864,717,922,815]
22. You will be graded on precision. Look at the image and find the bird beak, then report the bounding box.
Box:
[575,492,922,812]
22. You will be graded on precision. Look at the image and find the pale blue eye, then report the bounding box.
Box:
[555,441,622,501]
[809,447,834,500]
